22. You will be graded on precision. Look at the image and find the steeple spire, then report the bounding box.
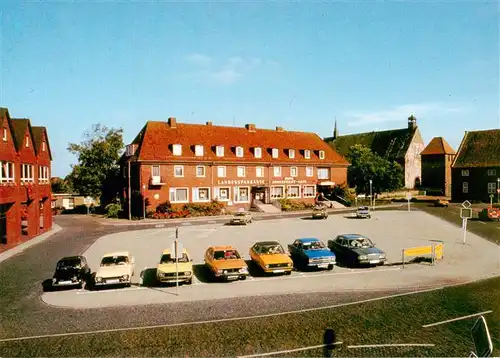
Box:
[333,118,339,139]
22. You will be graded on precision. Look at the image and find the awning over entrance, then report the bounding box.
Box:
[318,181,336,186]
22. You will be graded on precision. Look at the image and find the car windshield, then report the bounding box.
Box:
[100,255,129,266]
[348,238,373,248]
[160,253,189,264]
[57,259,81,269]
[214,250,241,260]
[255,244,285,255]
[302,241,325,250]
[234,212,246,217]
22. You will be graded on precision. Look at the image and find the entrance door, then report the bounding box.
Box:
[0,204,8,244]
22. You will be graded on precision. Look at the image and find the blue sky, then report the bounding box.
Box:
[1,1,498,177]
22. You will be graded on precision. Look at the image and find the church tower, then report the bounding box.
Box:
[333,119,339,139]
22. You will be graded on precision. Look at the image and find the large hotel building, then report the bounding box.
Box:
[121,118,349,215]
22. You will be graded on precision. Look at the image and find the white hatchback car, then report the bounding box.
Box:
[94,251,135,288]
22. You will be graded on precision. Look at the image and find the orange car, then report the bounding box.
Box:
[249,241,293,275]
[204,245,249,281]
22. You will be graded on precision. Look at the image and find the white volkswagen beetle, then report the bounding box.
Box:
[94,251,135,288]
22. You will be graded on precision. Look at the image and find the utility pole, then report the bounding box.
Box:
[128,160,131,221]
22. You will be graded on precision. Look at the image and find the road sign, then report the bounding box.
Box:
[471,316,493,357]
[462,200,472,209]
[83,196,92,207]
[461,208,473,219]
[406,192,412,200]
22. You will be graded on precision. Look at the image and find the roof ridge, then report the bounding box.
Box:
[334,127,409,138]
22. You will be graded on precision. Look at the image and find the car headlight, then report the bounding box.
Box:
[95,276,103,282]
[359,255,368,260]
[71,276,78,281]
[184,271,191,276]
[52,278,57,283]
[264,265,269,269]
[216,269,223,274]
[239,267,248,273]
[158,272,165,277]
[122,274,129,280]
[287,262,292,267]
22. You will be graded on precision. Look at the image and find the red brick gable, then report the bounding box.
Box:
[421,137,456,155]
[0,110,18,161]
[11,118,37,164]
[135,119,349,166]
[32,126,53,161]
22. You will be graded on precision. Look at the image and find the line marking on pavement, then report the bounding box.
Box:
[477,221,486,225]
[236,342,343,357]
[347,343,435,348]
[76,287,147,295]
[2,278,494,343]
[422,310,493,328]
[181,222,192,226]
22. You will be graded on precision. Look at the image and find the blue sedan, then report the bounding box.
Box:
[288,238,336,271]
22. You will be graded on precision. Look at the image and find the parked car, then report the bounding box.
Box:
[356,206,371,219]
[434,199,449,207]
[327,234,386,267]
[204,245,249,281]
[311,205,328,219]
[249,241,293,275]
[94,251,135,288]
[52,256,91,289]
[288,238,336,271]
[156,248,193,284]
[229,211,253,225]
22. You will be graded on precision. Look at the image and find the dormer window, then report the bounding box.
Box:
[236,146,244,157]
[2,128,6,141]
[195,145,204,156]
[288,149,295,159]
[25,136,29,147]
[216,145,224,157]
[304,150,311,159]
[254,147,262,158]
[319,150,325,159]
[272,148,279,158]
[42,141,46,151]
[172,144,182,156]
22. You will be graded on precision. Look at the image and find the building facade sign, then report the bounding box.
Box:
[272,179,309,185]
[217,179,267,185]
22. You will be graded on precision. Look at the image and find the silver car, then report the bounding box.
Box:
[229,212,253,225]
[356,206,371,219]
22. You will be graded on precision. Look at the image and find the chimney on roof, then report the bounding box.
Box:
[408,115,417,130]
[168,117,177,128]
[276,126,284,132]
[206,121,213,126]
[245,123,256,132]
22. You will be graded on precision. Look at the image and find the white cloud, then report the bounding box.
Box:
[184,54,279,85]
[345,102,464,127]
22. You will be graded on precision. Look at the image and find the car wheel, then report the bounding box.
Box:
[186,278,193,285]
[285,270,292,275]
[327,264,334,271]
[240,275,247,281]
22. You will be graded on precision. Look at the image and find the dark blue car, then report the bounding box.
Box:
[288,238,336,271]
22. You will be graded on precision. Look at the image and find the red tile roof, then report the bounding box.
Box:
[130,119,349,165]
[421,137,456,155]
[452,129,500,168]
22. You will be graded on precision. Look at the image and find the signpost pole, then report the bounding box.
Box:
[406,192,412,212]
[175,227,179,296]
[463,218,468,245]
[490,194,494,208]
[402,249,405,269]
[369,179,373,209]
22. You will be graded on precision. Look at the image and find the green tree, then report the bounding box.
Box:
[67,124,124,204]
[50,177,71,193]
[347,144,404,194]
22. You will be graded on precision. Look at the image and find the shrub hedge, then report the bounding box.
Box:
[148,200,226,219]
[278,199,314,212]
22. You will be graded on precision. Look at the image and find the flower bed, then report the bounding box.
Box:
[148,200,226,219]
[279,199,314,212]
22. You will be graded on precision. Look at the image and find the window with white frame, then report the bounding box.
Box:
[42,141,46,151]
[196,165,205,177]
[287,185,300,198]
[217,166,226,177]
[306,167,313,177]
[38,166,49,183]
[169,188,189,203]
[236,146,244,157]
[152,165,160,178]
[303,185,316,198]
[195,145,204,156]
[487,182,496,194]
[216,145,224,157]
[462,181,468,193]
[317,168,330,179]
[272,148,279,158]
[25,136,29,147]
[2,128,6,141]
[172,144,182,156]
[273,166,282,177]
[487,169,497,176]
[254,147,262,158]
[215,187,230,201]
[193,187,210,202]
[461,169,469,177]
[21,164,34,182]
[237,166,246,177]
[0,161,15,183]
[319,150,325,159]
[174,165,184,177]
[234,187,250,202]
[256,166,264,177]
[304,150,311,159]
[270,186,284,199]
[288,149,295,159]
[290,166,298,177]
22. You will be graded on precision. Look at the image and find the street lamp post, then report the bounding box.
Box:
[369,179,373,208]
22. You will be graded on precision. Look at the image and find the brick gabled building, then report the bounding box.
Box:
[451,129,500,202]
[421,137,456,197]
[120,118,349,215]
[0,107,52,249]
